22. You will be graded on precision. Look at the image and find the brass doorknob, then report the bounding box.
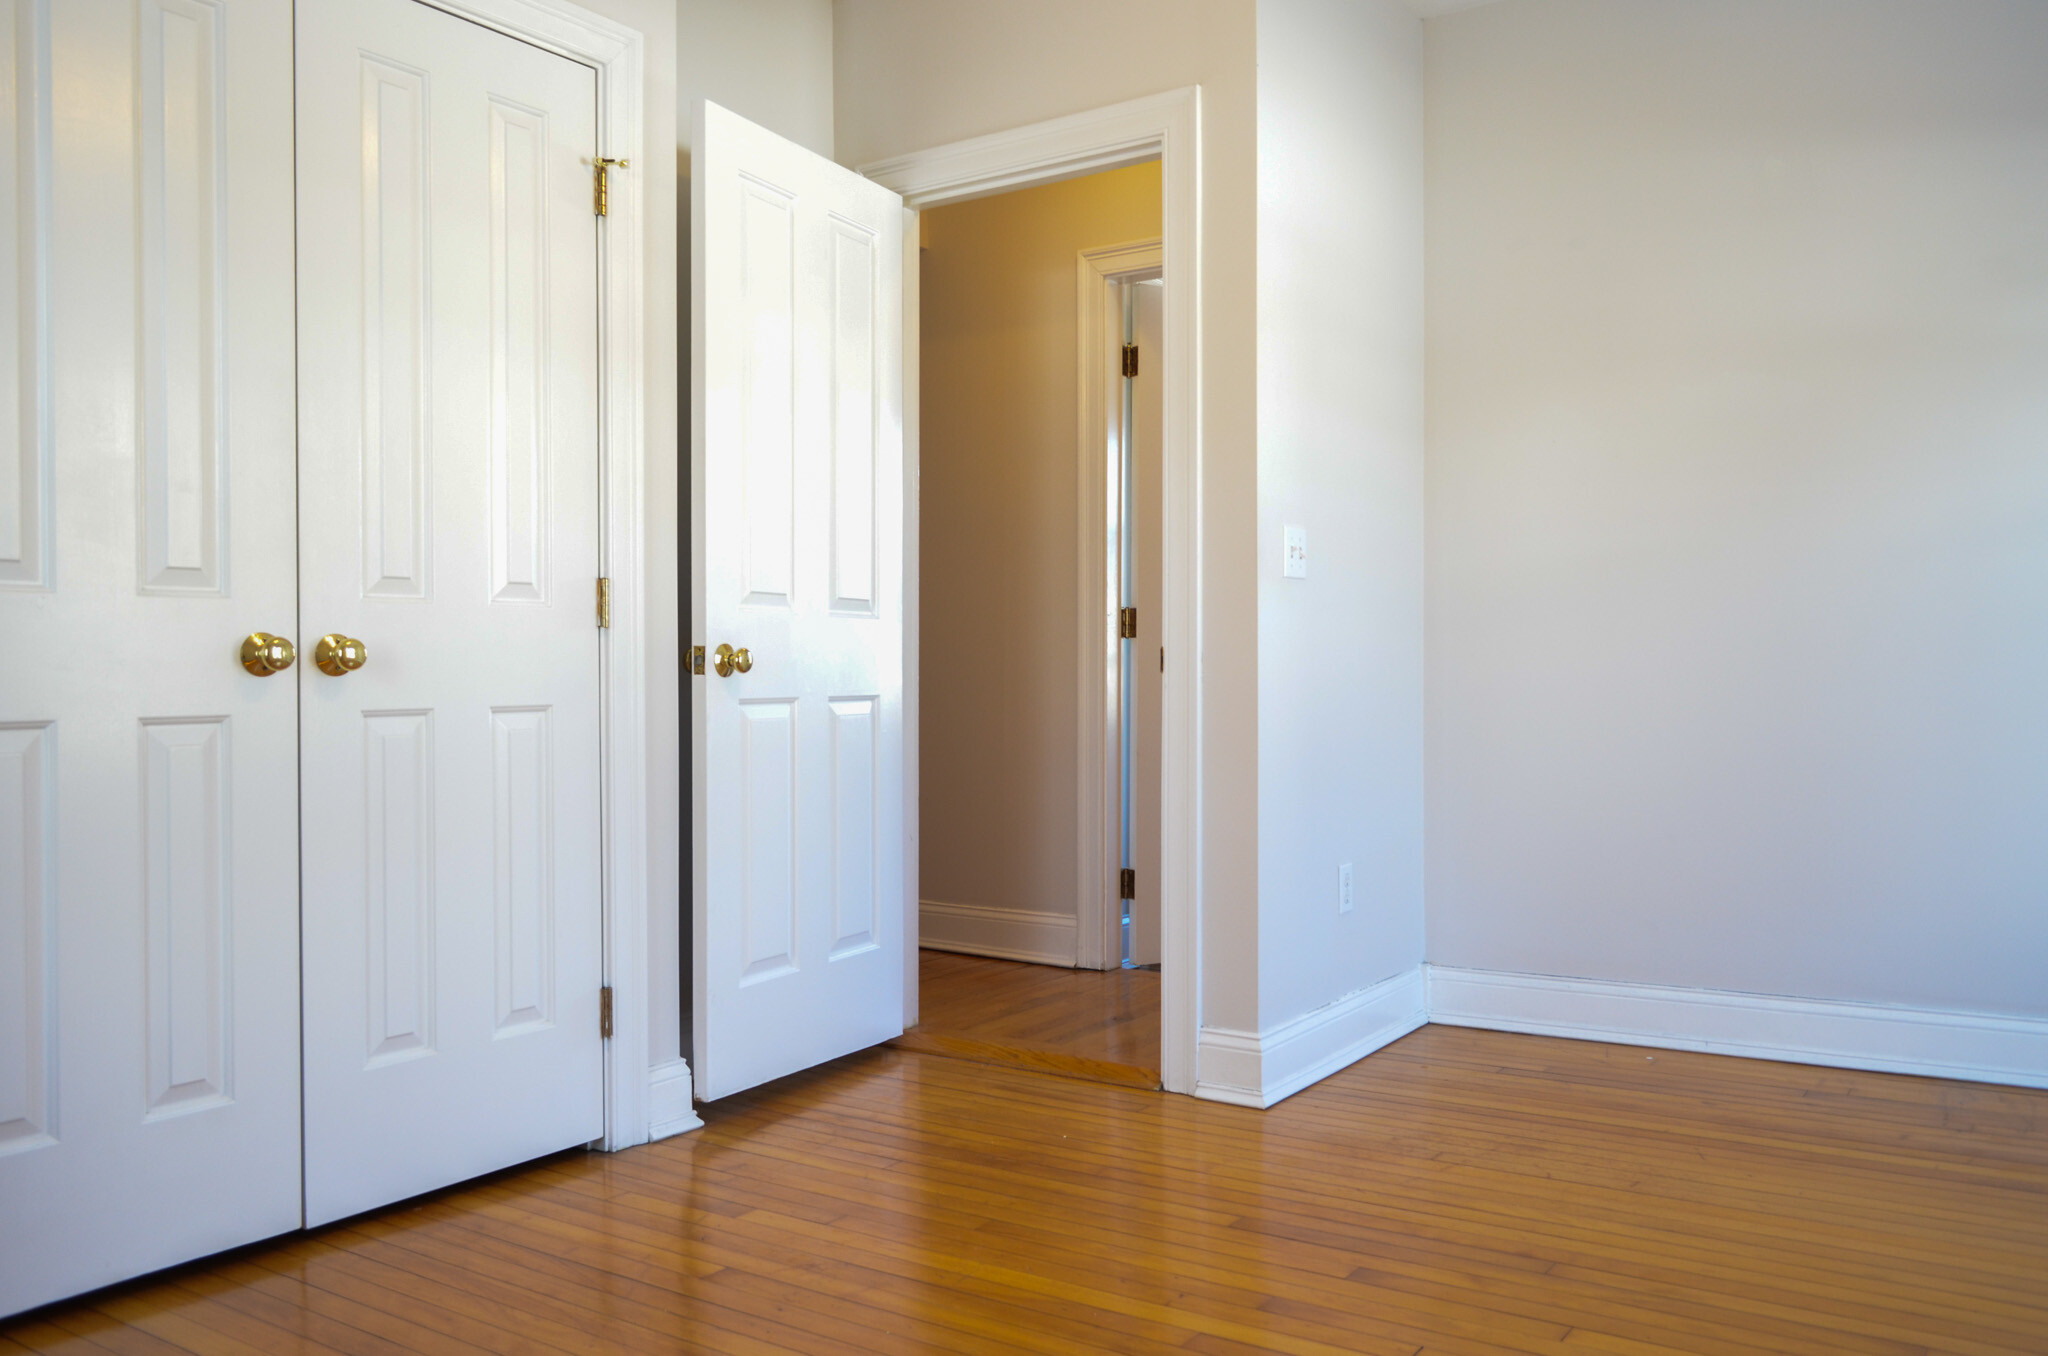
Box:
[712,643,752,677]
[314,633,369,676]
[240,632,296,676]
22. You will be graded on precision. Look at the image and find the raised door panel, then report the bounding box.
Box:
[141,717,230,1118]
[488,99,549,605]
[739,178,794,609]
[491,706,553,1034]
[739,699,796,982]
[365,710,434,1065]
[0,721,53,1153]
[360,56,430,600]
[827,698,877,958]
[136,0,225,596]
[828,219,876,616]
[0,0,49,591]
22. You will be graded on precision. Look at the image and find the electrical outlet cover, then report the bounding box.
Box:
[1283,524,1308,578]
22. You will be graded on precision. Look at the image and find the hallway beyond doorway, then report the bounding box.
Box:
[891,951,1160,1089]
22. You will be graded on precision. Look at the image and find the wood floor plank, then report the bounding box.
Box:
[9,1025,2048,1353]
[894,949,1161,1084]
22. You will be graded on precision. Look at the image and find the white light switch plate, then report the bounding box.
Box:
[1283,524,1308,578]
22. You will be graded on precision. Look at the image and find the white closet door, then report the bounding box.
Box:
[0,0,301,1316]
[692,101,905,1100]
[295,0,604,1226]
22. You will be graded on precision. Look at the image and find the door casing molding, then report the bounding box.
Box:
[862,87,1204,1094]
[413,0,670,1147]
[1076,240,1162,973]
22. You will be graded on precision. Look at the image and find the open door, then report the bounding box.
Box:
[691,102,905,1100]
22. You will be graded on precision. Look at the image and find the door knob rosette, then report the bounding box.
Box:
[313,633,369,676]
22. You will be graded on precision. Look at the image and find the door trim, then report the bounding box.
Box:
[414,0,664,1148]
[1076,240,1161,972]
[861,87,1204,1096]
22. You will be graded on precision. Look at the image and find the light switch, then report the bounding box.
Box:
[1283,524,1308,578]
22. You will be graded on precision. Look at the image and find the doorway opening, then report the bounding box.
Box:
[891,161,1165,1088]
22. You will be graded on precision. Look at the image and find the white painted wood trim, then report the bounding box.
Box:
[647,1058,703,1141]
[420,0,669,1148]
[901,206,921,1030]
[918,901,1078,968]
[1074,240,1162,974]
[864,87,1203,1095]
[1427,966,2048,1090]
[1195,966,1427,1109]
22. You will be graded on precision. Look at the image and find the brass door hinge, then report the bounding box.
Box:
[596,577,611,628]
[688,645,705,675]
[600,986,613,1039]
[593,157,629,216]
[1119,868,1136,901]
[1121,343,1139,378]
[1119,606,1138,639]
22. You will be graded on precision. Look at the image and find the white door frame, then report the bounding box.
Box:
[1075,240,1162,973]
[411,0,656,1148]
[861,87,1203,1095]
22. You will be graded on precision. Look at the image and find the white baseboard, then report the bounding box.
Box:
[1427,965,2048,1091]
[919,899,1077,966]
[648,1058,703,1140]
[1195,965,1428,1109]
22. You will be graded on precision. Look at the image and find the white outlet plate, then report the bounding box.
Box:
[1283,524,1308,578]
[1339,862,1354,913]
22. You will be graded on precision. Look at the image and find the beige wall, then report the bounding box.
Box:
[1426,0,2048,1017]
[679,0,834,160]
[918,163,1163,955]
[1255,0,1426,1030]
[835,0,1265,1031]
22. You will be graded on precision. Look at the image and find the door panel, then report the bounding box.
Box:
[693,102,905,1100]
[296,0,603,1226]
[0,0,301,1316]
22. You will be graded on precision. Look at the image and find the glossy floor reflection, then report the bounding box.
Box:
[891,948,1161,1087]
[8,1026,2048,1353]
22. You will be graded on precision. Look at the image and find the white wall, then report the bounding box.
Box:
[666,0,835,1072]
[834,0,1266,1032]
[1426,0,2048,1020]
[917,165,1164,965]
[1254,0,1426,1033]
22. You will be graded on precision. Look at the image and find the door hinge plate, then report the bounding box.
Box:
[593,157,628,217]
[1119,868,1136,901]
[596,577,610,628]
[1121,343,1139,379]
[1119,606,1138,639]
[688,645,705,675]
[600,985,613,1039]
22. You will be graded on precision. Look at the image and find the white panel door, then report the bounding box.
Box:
[0,0,301,1315]
[296,0,603,1225]
[1128,280,1164,968]
[692,101,904,1100]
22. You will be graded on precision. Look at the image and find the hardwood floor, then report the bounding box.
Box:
[891,949,1160,1086]
[7,1025,2048,1354]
